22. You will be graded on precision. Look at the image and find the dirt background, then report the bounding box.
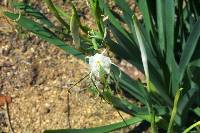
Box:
[0,0,144,133]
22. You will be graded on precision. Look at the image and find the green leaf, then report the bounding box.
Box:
[106,21,142,70]
[172,19,200,95]
[88,0,104,36]
[132,15,172,106]
[156,0,165,54]
[103,92,168,117]
[135,0,156,52]
[11,2,54,27]
[132,15,150,91]
[187,59,200,86]
[70,5,80,49]
[107,22,165,101]
[54,5,70,22]
[4,12,85,60]
[44,0,70,30]
[179,20,200,72]
[162,0,179,97]
[176,87,199,126]
[98,0,131,41]
[194,107,200,117]
[44,117,143,133]
[103,92,148,115]
[114,0,133,32]
[132,0,163,64]
[164,0,176,71]
[111,65,147,104]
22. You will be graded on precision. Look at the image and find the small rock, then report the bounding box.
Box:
[61,104,68,113]
[41,103,51,114]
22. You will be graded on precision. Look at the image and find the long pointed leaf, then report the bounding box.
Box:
[44,0,70,30]
[4,12,85,60]
[98,0,132,41]
[173,19,200,95]
[156,0,165,53]
[11,2,54,27]
[44,117,143,133]
[70,5,80,49]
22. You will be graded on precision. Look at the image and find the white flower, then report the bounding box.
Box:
[88,53,112,78]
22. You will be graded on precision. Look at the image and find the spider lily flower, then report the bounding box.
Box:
[88,53,112,78]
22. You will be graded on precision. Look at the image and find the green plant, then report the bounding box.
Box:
[4,0,200,132]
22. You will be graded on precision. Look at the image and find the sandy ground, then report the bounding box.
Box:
[0,26,133,133]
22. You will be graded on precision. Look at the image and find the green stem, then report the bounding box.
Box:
[151,110,157,133]
[167,88,183,133]
[145,93,157,133]
[44,0,70,30]
[183,121,200,133]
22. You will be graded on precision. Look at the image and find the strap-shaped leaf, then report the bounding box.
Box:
[135,0,156,52]
[99,1,161,77]
[4,12,85,60]
[176,59,200,127]
[164,0,176,71]
[107,21,165,97]
[172,19,200,95]
[163,0,181,97]
[103,91,148,115]
[156,0,165,54]
[106,21,142,70]
[183,59,200,121]
[188,0,200,20]
[88,0,104,36]
[103,91,168,116]
[54,5,70,23]
[179,20,200,72]
[44,0,70,30]
[111,65,147,104]
[132,15,172,105]
[132,15,150,90]
[175,87,199,126]
[114,0,133,32]
[44,117,143,133]
[70,5,80,49]
[11,2,54,27]
[98,0,132,42]
[193,107,200,117]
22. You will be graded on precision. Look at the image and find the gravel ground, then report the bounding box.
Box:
[0,28,132,133]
